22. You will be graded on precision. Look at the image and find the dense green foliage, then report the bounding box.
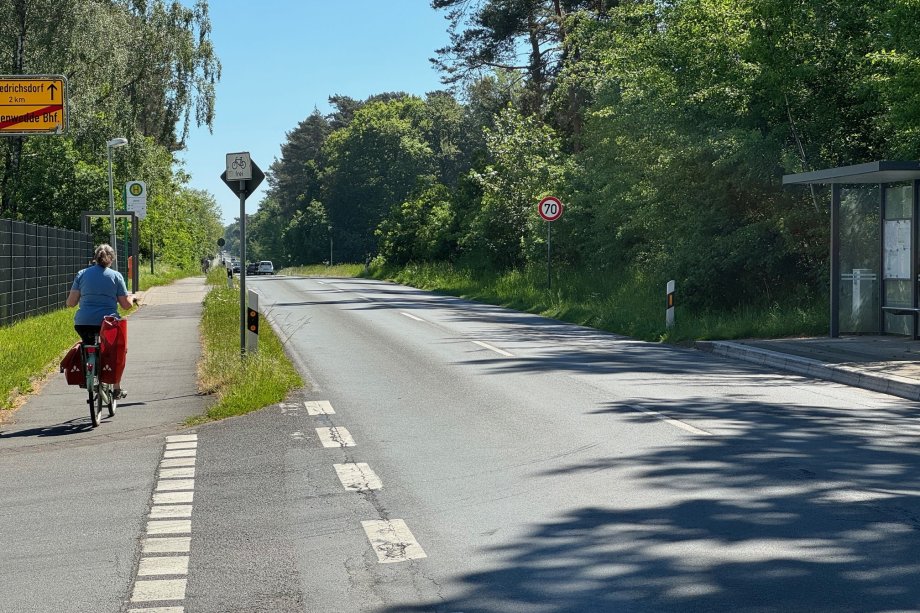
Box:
[0,0,222,269]
[244,1,920,315]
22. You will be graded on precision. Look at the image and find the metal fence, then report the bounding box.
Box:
[0,218,93,327]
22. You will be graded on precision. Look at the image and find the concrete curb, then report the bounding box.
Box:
[695,340,920,402]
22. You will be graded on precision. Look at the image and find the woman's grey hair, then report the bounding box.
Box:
[94,244,115,267]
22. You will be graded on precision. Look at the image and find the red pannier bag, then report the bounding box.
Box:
[99,315,128,384]
[60,342,86,387]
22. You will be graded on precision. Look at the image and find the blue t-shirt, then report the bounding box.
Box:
[71,265,128,326]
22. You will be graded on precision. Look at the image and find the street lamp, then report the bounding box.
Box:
[106,137,128,270]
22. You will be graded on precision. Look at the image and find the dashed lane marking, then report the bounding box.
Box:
[150,505,193,519]
[142,537,191,554]
[165,441,197,450]
[472,340,514,357]
[361,519,427,564]
[316,426,356,448]
[630,405,713,436]
[159,467,195,479]
[160,457,196,468]
[401,312,425,322]
[146,520,192,535]
[153,491,193,505]
[304,400,335,415]
[156,479,195,492]
[334,463,383,491]
[131,433,197,613]
[131,578,187,602]
[138,556,189,576]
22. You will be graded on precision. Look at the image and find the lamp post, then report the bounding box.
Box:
[106,137,128,270]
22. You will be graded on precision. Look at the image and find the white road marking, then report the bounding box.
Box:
[143,537,191,554]
[146,520,192,535]
[138,556,189,576]
[159,467,195,479]
[165,441,197,450]
[304,400,335,415]
[160,457,196,468]
[361,519,427,564]
[290,431,305,440]
[401,312,425,322]
[156,479,195,492]
[317,281,327,284]
[631,406,712,436]
[163,449,196,458]
[154,491,193,504]
[165,434,197,443]
[472,340,514,357]
[128,607,184,613]
[131,578,187,602]
[316,426,356,448]
[150,505,193,519]
[334,463,383,491]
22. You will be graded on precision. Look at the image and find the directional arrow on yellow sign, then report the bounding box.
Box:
[0,75,67,134]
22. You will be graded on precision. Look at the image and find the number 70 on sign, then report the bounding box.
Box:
[538,196,564,221]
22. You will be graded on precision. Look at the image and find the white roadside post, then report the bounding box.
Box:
[666,280,676,329]
[246,289,259,355]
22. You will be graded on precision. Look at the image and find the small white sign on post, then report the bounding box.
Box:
[125,180,147,220]
[226,152,252,181]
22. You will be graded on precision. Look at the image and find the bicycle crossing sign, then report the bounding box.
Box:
[226,152,252,181]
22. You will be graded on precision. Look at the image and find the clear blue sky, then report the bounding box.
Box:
[178,1,451,225]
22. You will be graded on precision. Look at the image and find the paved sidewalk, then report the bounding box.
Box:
[697,335,920,402]
[0,276,212,446]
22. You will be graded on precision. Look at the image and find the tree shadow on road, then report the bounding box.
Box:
[378,395,920,613]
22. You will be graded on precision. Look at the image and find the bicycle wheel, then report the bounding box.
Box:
[87,379,100,427]
[104,384,117,417]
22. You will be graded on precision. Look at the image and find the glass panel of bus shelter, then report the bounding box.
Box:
[883,183,913,335]
[839,185,880,334]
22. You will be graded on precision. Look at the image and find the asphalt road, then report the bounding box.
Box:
[227,275,920,612]
[3,274,920,612]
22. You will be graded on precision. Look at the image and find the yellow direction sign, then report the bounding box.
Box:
[0,75,67,135]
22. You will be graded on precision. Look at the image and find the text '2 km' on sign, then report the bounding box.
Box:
[0,75,67,135]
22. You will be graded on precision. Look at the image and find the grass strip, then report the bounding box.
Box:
[283,263,365,277]
[367,262,827,343]
[192,275,303,424]
[138,263,199,291]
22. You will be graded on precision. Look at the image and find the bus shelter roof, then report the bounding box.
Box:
[782,161,920,185]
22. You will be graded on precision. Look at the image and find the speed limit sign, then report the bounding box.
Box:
[538,196,564,221]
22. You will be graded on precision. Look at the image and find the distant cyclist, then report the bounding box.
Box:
[65,244,136,399]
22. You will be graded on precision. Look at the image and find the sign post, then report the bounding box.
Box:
[221,153,264,358]
[0,75,67,134]
[538,196,564,289]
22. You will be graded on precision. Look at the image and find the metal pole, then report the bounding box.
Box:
[329,228,333,266]
[239,182,247,358]
[547,221,552,290]
[107,145,117,271]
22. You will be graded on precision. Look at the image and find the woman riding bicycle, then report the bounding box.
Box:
[65,244,136,399]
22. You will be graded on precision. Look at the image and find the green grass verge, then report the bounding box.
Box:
[138,262,200,291]
[366,261,827,343]
[191,282,303,424]
[282,263,365,277]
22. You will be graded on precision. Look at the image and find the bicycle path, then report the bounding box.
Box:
[0,276,212,613]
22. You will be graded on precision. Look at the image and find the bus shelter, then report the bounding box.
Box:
[783,161,920,339]
[81,210,140,293]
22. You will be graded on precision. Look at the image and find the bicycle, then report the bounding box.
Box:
[231,156,247,170]
[81,335,116,428]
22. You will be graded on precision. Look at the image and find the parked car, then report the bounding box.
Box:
[257,261,275,275]
[246,262,258,275]
[232,260,240,273]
